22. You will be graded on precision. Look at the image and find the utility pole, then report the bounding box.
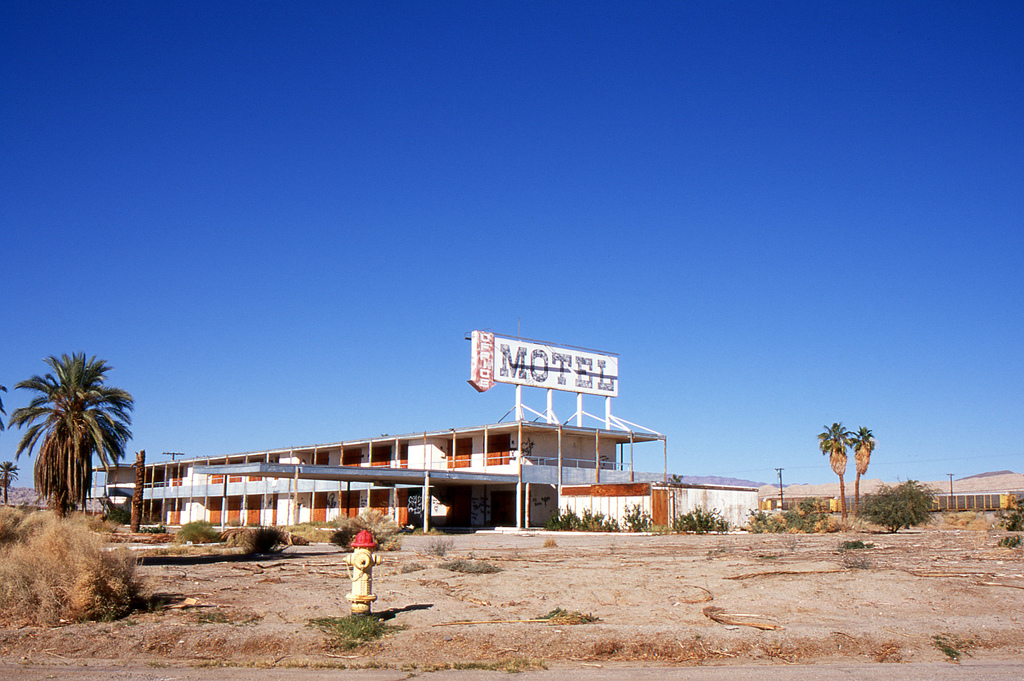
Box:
[776,468,784,510]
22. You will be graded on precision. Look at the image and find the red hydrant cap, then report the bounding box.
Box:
[350,530,377,548]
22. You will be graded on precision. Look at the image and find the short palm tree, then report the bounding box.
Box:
[1,461,17,505]
[818,422,852,519]
[9,354,133,517]
[850,426,876,514]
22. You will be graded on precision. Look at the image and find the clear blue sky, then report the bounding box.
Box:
[2,2,1022,486]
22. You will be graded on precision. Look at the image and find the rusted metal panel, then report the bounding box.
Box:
[560,482,651,497]
[652,488,668,525]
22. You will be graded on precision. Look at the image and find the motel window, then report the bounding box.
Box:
[451,437,472,469]
[486,433,512,466]
[342,448,362,466]
[399,443,409,468]
[372,445,392,467]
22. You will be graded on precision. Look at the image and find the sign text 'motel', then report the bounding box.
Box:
[469,331,618,397]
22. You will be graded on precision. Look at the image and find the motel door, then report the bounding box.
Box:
[652,489,669,526]
[491,490,515,527]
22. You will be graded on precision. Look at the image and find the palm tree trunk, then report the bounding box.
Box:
[854,472,861,515]
[838,474,847,519]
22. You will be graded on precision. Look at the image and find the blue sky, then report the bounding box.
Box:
[2,2,1022,486]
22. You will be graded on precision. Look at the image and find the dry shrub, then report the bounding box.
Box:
[0,510,144,625]
[542,538,557,548]
[328,510,402,551]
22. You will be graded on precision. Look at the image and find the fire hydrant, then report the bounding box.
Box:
[343,530,382,615]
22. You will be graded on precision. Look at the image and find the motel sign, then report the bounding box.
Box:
[469,331,618,397]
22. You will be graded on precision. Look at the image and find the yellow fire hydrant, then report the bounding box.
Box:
[343,530,382,615]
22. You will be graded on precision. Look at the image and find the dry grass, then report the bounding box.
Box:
[0,509,145,625]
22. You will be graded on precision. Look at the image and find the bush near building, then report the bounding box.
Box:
[673,506,730,534]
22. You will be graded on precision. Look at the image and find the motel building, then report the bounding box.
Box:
[99,334,757,530]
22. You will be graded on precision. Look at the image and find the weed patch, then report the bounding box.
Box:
[439,558,503,574]
[425,537,455,557]
[932,633,973,662]
[538,607,599,624]
[309,615,406,651]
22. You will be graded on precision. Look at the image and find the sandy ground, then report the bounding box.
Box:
[1,527,1023,670]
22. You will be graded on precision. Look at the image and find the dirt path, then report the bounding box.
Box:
[1,529,1022,670]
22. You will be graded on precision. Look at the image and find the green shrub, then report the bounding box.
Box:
[747,498,838,534]
[673,506,730,534]
[175,520,221,544]
[543,507,619,532]
[623,504,653,532]
[544,507,579,531]
[998,534,1021,549]
[998,506,1024,532]
[140,524,166,534]
[859,481,936,533]
[101,499,132,526]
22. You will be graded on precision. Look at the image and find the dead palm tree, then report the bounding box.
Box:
[9,354,133,517]
[818,422,852,519]
[850,426,876,514]
[1,461,17,505]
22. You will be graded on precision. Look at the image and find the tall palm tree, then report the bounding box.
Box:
[818,422,852,519]
[9,354,133,517]
[850,426,876,514]
[0,383,7,430]
[1,461,17,505]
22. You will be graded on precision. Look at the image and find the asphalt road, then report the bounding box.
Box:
[2,662,1023,681]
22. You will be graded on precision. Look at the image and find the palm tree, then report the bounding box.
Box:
[818,422,852,519]
[0,383,6,430]
[1,461,17,505]
[9,354,133,517]
[850,426,876,514]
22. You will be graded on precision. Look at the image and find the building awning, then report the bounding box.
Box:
[192,462,519,487]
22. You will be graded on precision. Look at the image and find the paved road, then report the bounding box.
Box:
[2,661,1023,681]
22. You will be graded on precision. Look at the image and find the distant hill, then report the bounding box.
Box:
[959,470,1016,480]
[672,475,766,489]
[2,487,43,507]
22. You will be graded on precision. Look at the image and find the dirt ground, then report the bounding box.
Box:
[1,528,1023,670]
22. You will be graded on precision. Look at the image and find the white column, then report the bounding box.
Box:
[576,393,583,427]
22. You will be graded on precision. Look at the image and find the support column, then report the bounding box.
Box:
[525,482,531,529]
[622,432,630,481]
[664,439,668,483]
[516,385,523,421]
[547,389,555,424]
[605,396,611,429]
[576,393,583,427]
[557,425,563,490]
[595,429,600,484]
[292,461,300,525]
[422,471,430,533]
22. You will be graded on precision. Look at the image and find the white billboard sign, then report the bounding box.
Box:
[469,331,618,397]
